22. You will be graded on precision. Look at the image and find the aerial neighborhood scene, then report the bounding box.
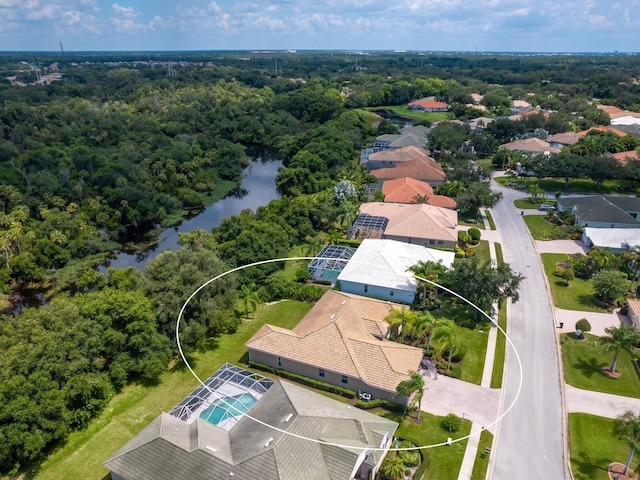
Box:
[3,1,640,480]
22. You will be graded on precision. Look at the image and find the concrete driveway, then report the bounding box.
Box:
[420,372,501,434]
[565,384,640,418]
[534,240,588,254]
[556,308,631,336]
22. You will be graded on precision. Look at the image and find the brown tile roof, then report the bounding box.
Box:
[408,99,448,109]
[597,104,625,116]
[245,291,423,393]
[370,158,446,183]
[547,132,580,146]
[501,137,561,153]
[578,126,628,137]
[357,202,458,243]
[612,150,640,165]
[382,177,456,208]
[369,145,432,163]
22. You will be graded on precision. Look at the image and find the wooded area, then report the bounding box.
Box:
[1,51,640,475]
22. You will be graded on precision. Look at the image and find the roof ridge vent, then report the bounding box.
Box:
[264,437,274,448]
[284,413,293,422]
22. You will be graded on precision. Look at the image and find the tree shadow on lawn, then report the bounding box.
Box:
[573,451,614,479]
[572,356,608,379]
[576,293,607,312]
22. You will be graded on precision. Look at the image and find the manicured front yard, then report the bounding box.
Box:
[569,413,640,480]
[513,198,555,209]
[562,332,640,398]
[366,105,450,122]
[540,253,605,312]
[523,214,573,241]
[33,300,313,480]
[490,301,507,388]
[431,303,488,385]
[383,411,472,480]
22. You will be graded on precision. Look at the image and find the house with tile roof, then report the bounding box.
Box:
[577,126,628,138]
[104,363,397,480]
[501,137,560,154]
[557,196,640,228]
[365,145,432,171]
[382,177,456,208]
[612,150,640,165]
[369,157,446,186]
[611,115,640,126]
[408,98,449,112]
[371,125,431,150]
[337,239,454,304]
[547,132,580,149]
[467,116,496,132]
[627,299,640,330]
[245,290,424,404]
[350,202,458,248]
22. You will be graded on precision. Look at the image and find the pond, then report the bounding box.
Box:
[102,158,282,270]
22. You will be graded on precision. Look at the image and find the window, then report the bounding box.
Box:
[429,239,435,245]
[390,291,394,297]
[438,240,444,245]
[277,356,282,367]
[364,285,368,293]
[319,369,325,378]
[341,375,348,384]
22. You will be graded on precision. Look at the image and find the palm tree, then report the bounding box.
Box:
[385,307,418,342]
[395,370,425,419]
[412,194,430,204]
[622,245,640,297]
[613,410,640,476]
[380,454,405,480]
[602,323,640,373]
[432,320,458,370]
[239,283,260,318]
[408,260,447,306]
[588,246,614,270]
[411,311,437,350]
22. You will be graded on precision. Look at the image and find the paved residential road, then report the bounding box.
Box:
[490,184,568,480]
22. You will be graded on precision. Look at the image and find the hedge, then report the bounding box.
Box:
[355,398,406,412]
[248,361,356,398]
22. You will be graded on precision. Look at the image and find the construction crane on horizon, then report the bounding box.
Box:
[60,42,64,55]
[20,61,41,82]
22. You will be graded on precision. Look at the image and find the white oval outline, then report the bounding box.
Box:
[176,256,523,452]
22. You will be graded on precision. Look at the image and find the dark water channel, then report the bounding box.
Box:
[6,158,282,314]
[102,158,282,271]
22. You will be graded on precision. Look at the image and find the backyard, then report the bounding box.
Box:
[366,105,450,122]
[541,253,606,313]
[562,332,640,398]
[570,413,640,480]
[32,300,313,480]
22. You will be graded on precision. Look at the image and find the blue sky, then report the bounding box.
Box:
[0,0,637,52]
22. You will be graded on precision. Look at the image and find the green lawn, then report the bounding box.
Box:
[522,214,573,241]
[382,411,471,480]
[569,413,640,480]
[513,198,555,209]
[32,300,313,480]
[432,303,488,385]
[490,301,507,388]
[484,209,496,230]
[470,240,490,263]
[470,429,494,480]
[459,217,486,229]
[366,105,450,122]
[562,332,640,398]
[495,176,627,195]
[540,253,605,312]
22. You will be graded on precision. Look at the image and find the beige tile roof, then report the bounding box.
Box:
[547,132,580,146]
[628,299,640,318]
[358,202,458,243]
[501,137,560,153]
[612,150,640,165]
[370,158,446,183]
[245,291,423,393]
[369,145,432,162]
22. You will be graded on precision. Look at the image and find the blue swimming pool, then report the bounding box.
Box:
[200,393,257,425]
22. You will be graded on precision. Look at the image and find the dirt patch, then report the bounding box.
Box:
[608,462,637,480]
[602,368,621,379]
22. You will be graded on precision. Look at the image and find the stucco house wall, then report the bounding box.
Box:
[247,349,409,404]
[339,280,415,304]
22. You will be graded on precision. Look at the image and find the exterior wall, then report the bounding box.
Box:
[367,160,399,171]
[109,474,126,480]
[383,233,455,250]
[247,349,409,405]
[576,219,639,228]
[628,308,640,330]
[339,280,415,304]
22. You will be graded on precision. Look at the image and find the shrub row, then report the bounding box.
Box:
[248,361,356,398]
[355,398,406,412]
